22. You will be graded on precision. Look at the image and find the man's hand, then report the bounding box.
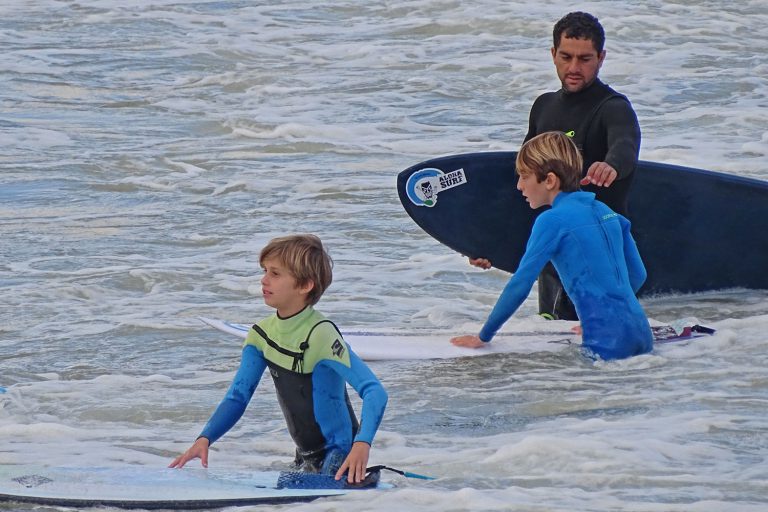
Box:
[581,161,618,187]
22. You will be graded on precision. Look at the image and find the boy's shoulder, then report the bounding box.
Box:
[298,308,342,345]
[304,315,352,366]
[533,203,570,230]
[534,192,602,230]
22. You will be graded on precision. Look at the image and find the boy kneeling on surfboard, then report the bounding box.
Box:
[452,131,653,360]
[171,235,388,484]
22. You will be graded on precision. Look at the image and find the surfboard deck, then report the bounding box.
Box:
[0,465,368,509]
[397,153,768,296]
[198,317,713,361]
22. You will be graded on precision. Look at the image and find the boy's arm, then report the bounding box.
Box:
[477,216,559,342]
[170,345,266,469]
[324,348,387,483]
[310,322,388,445]
[199,344,267,445]
[333,349,388,445]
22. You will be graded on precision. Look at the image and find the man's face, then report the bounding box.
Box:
[551,35,605,93]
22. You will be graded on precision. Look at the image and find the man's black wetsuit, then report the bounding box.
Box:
[524,78,641,320]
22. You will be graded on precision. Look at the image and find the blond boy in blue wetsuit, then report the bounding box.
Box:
[452,131,653,360]
[170,235,388,484]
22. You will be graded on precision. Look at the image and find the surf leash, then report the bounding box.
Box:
[688,324,716,335]
[366,465,436,480]
[276,465,434,490]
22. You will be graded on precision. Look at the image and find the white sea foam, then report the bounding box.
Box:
[1,1,767,510]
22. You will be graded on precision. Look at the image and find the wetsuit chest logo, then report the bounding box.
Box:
[564,130,584,151]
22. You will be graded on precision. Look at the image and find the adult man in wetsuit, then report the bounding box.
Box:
[471,12,641,321]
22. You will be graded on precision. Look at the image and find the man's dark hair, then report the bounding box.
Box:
[553,12,605,53]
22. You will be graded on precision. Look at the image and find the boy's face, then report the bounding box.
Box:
[260,257,313,317]
[517,171,557,209]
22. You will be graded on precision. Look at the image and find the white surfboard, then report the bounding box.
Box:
[198,316,576,360]
[197,317,713,361]
[0,465,353,509]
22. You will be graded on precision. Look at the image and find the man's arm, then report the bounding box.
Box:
[598,97,641,180]
[582,97,640,188]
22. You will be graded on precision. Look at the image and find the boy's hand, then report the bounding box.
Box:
[169,437,210,469]
[450,335,485,349]
[335,442,370,483]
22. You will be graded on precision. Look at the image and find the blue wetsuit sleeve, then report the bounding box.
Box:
[479,215,559,342]
[199,345,267,444]
[324,351,388,445]
[621,217,647,293]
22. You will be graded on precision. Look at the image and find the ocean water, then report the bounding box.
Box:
[1,1,767,511]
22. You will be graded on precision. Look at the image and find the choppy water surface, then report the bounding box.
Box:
[2,1,767,511]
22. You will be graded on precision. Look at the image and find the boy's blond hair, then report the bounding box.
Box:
[515,131,582,192]
[259,234,333,306]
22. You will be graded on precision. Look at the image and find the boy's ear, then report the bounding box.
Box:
[545,171,560,190]
[298,279,315,296]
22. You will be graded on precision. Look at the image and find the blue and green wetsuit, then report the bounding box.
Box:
[199,306,388,473]
[479,191,653,360]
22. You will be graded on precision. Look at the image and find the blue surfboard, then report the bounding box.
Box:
[397,153,768,296]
